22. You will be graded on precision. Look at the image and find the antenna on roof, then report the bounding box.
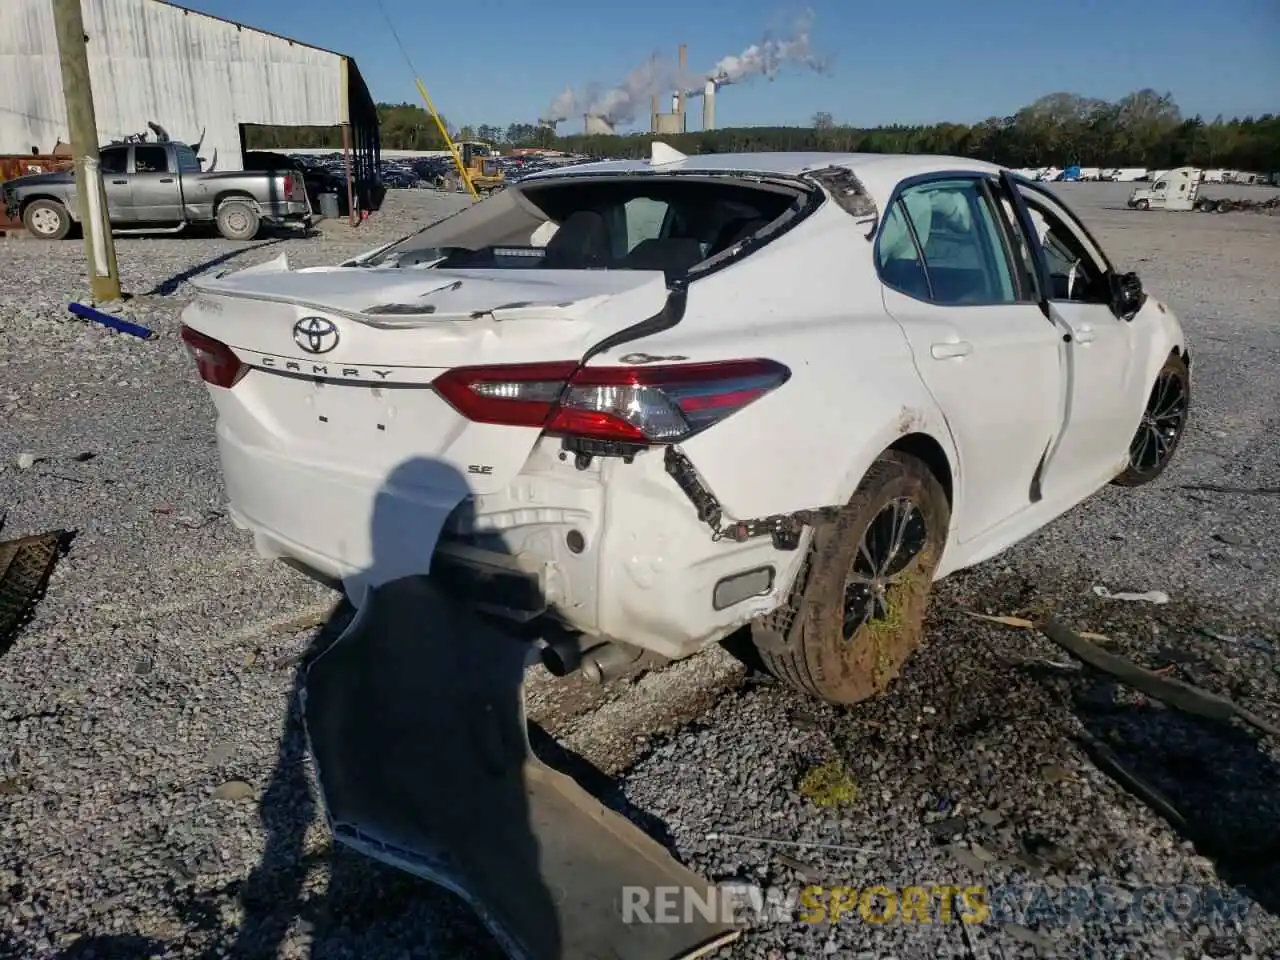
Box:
[649,141,687,166]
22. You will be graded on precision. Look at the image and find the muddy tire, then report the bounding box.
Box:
[1134,199,1150,211]
[750,452,950,706]
[23,199,72,240]
[1112,352,1190,488]
[215,199,261,241]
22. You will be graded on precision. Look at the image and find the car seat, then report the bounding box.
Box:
[542,210,612,269]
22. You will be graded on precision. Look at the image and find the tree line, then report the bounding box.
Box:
[242,90,1279,172]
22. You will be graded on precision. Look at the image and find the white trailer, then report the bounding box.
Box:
[1107,167,1149,182]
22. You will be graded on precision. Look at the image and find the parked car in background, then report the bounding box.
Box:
[244,150,347,216]
[3,141,311,240]
[179,149,1190,707]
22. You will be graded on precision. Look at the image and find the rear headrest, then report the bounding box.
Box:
[542,210,611,269]
[619,238,705,276]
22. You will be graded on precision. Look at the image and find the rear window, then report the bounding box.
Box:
[371,175,806,279]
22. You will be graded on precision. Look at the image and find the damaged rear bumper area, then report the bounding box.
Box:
[302,575,740,960]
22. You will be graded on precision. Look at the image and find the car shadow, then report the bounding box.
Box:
[142,239,286,296]
[173,455,683,958]
[1043,668,1280,917]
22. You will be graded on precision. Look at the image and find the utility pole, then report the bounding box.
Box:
[51,0,121,301]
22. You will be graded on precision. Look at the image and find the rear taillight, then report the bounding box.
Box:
[180,324,247,389]
[282,173,295,196]
[432,359,789,443]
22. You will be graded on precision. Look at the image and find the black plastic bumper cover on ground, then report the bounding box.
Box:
[302,575,741,960]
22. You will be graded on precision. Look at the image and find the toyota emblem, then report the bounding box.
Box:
[293,316,339,354]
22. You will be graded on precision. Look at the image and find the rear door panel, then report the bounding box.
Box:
[879,175,1066,544]
[883,289,1064,542]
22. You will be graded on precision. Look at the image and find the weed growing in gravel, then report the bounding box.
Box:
[798,760,858,808]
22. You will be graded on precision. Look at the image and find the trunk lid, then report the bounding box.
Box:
[184,261,670,498]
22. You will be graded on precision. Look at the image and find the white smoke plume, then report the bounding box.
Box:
[542,8,830,128]
[540,86,578,126]
[706,8,830,89]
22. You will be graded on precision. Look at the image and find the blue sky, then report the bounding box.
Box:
[193,0,1278,131]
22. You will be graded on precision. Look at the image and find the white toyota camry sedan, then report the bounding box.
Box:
[179,146,1190,705]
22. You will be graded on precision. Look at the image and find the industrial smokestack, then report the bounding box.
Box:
[651,94,659,133]
[702,79,716,131]
[676,44,687,131]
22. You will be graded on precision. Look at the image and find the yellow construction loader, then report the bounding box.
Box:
[440,140,505,195]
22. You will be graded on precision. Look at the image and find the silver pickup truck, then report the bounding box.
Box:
[1,140,312,241]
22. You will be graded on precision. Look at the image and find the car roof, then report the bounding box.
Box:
[518,150,1008,209]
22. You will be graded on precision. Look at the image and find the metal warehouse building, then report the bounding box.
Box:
[0,0,379,185]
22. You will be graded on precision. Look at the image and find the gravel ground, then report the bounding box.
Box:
[1,184,1277,959]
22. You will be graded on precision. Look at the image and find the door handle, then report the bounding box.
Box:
[1075,326,1096,344]
[159,177,174,183]
[930,341,973,360]
[111,179,127,184]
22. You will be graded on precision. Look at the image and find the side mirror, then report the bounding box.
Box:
[1111,270,1144,320]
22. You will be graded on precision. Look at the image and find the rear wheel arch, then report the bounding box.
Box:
[214,190,256,210]
[888,432,953,509]
[831,410,959,520]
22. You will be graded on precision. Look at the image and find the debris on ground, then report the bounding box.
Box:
[0,525,73,653]
[67,301,154,339]
[1092,585,1171,604]
[1039,616,1280,738]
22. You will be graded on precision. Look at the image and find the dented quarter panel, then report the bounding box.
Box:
[437,435,810,658]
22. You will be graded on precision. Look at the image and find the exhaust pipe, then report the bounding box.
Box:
[540,630,585,677]
[539,631,643,684]
[580,641,643,685]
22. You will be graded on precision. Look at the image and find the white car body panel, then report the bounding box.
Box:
[181,151,1186,659]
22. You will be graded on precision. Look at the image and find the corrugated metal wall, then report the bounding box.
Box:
[0,0,345,171]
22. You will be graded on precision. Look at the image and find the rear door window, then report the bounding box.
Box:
[133,146,169,174]
[878,178,1017,305]
[875,203,930,301]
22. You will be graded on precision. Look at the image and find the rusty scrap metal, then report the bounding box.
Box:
[0,527,73,652]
